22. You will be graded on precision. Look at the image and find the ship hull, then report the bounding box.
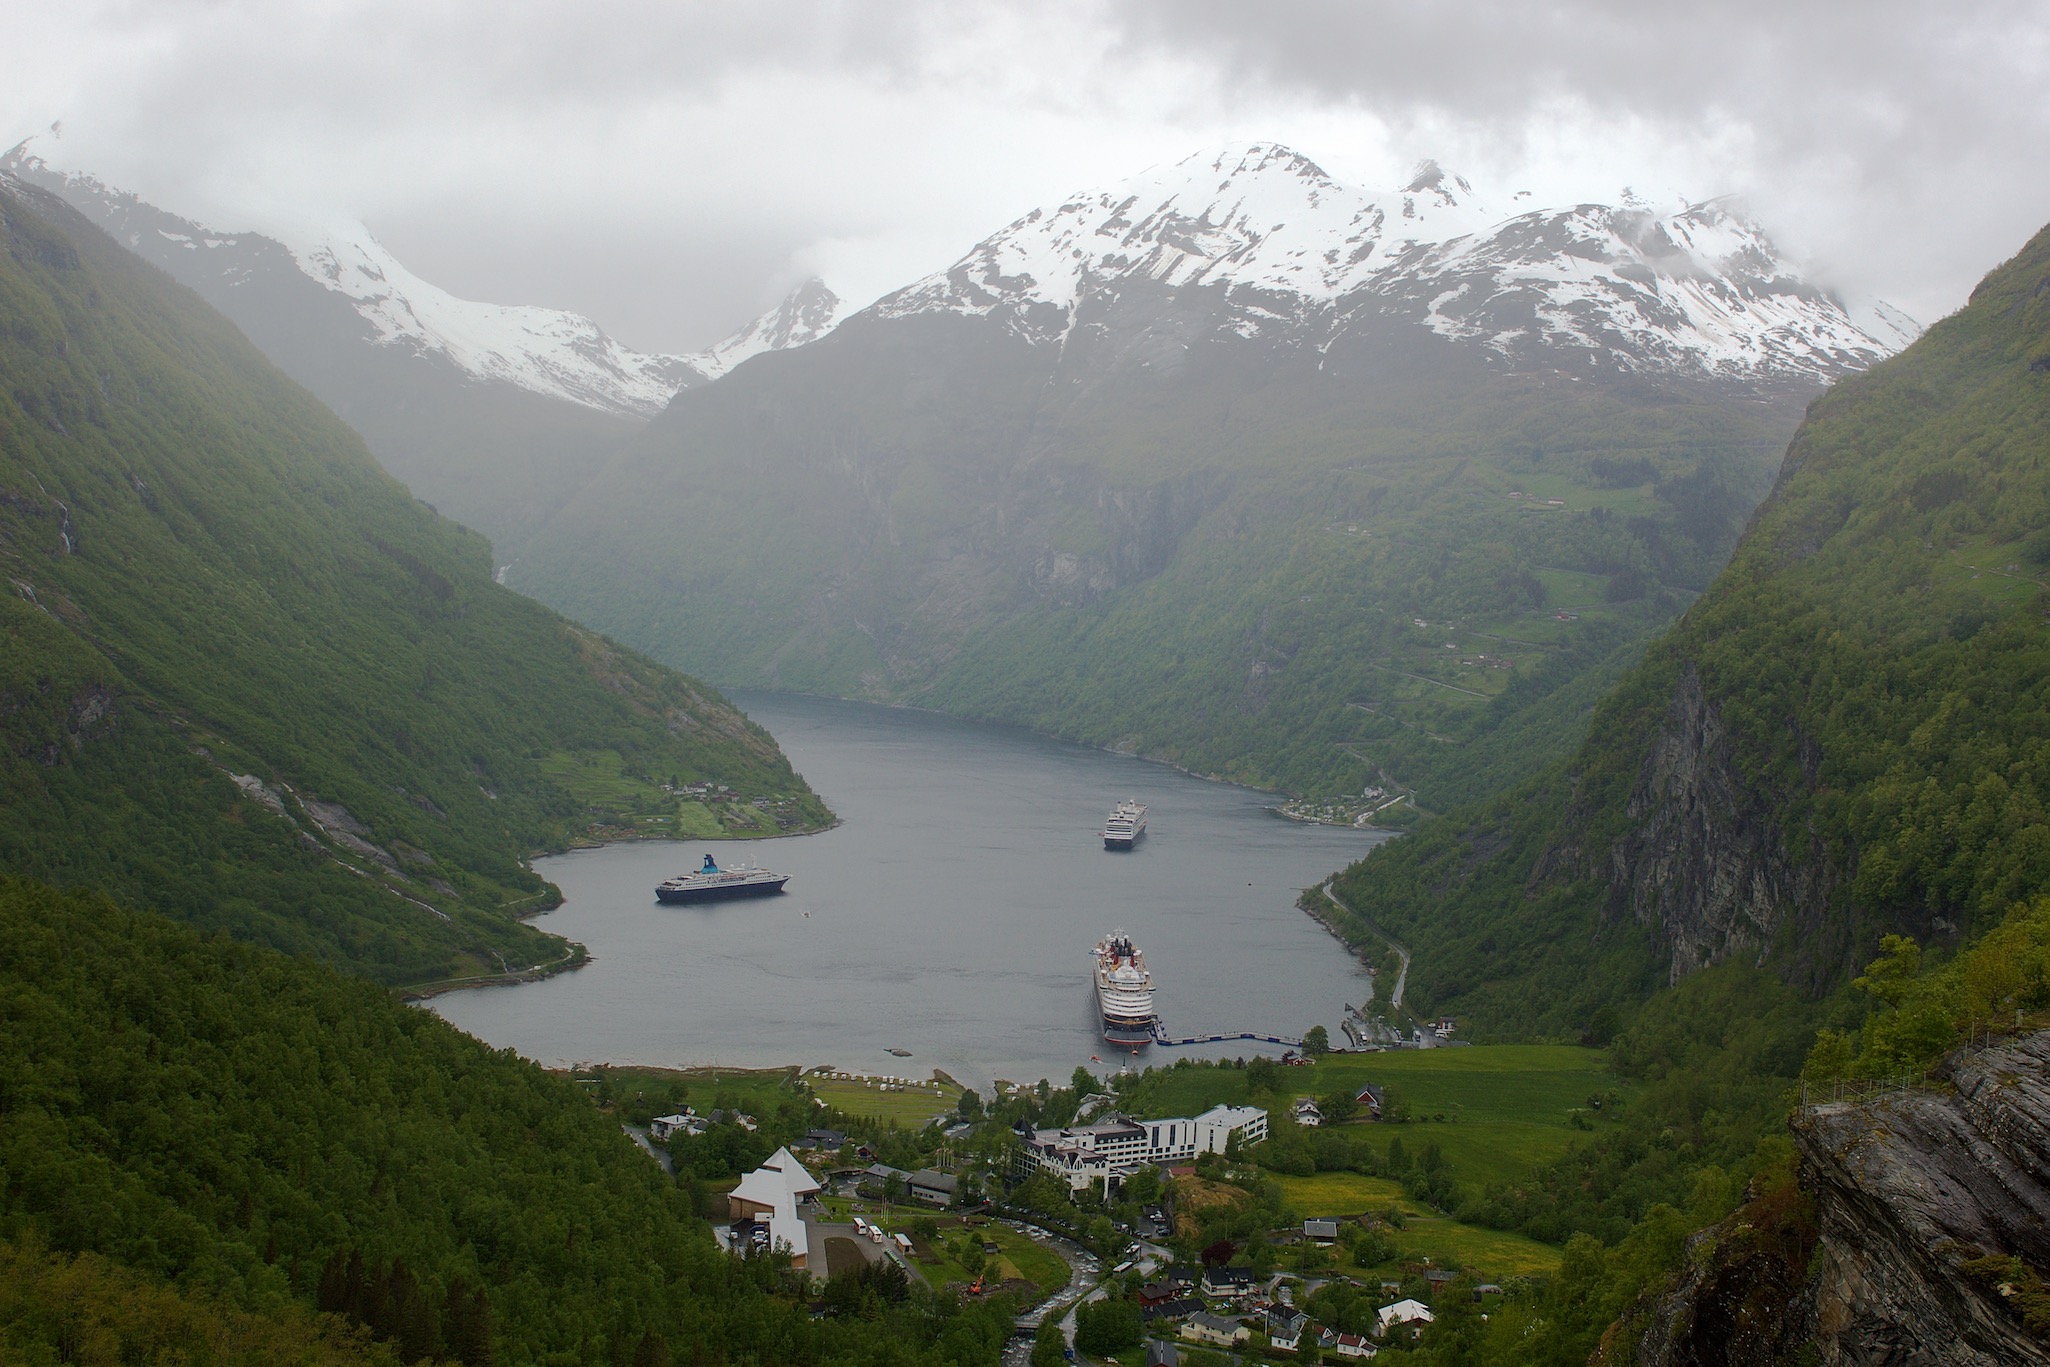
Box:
[1100,1018,1156,1047]
[654,876,790,905]
[1102,830,1144,851]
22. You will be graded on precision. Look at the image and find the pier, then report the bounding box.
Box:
[1147,1024,1303,1049]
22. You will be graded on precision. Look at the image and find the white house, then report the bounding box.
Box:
[726,1147,822,1270]
[1266,1308,1310,1351]
[1334,1331,1378,1358]
[1375,1299,1434,1339]
[648,1113,694,1142]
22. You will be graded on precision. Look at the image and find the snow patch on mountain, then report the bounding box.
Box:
[2,133,841,420]
[281,225,702,417]
[691,277,844,380]
[869,142,1912,387]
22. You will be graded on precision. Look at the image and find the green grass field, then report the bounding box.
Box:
[810,1072,961,1125]
[1272,1174,1563,1278]
[1387,1218,1564,1277]
[1272,1171,1410,1213]
[862,1214,1069,1296]
[1132,1046,1621,1192]
[1301,1045,1613,1116]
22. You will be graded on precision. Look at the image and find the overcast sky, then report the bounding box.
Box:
[7,0,2049,353]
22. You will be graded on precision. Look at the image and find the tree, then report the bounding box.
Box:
[1073,1298,1142,1355]
[1320,1089,1358,1123]
[1246,1056,1281,1094]
[1072,1066,1097,1097]
[1304,1025,1330,1055]
[958,1088,983,1120]
[1030,1317,1068,1367]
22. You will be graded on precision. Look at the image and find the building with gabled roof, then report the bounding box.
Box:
[1375,1298,1434,1338]
[726,1146,822,1269]
[1181,1312,1249,1346]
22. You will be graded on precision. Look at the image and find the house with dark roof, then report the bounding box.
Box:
[1142,1297,1204,1324]
[1201,1265,1257,1299]
[1266,1307,1311,1350]
[908,1169,957,1206]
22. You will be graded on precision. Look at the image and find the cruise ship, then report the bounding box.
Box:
[1093,931,1158,1048]
[1102,799,1148,850]
[655,854,791,905]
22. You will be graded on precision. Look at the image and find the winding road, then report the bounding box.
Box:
[1324,880,1409,1010]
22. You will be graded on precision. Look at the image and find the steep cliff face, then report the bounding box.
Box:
[1627,1032,2050,1366]
[1330,216,2050,1038]
[1596,663,1836,983]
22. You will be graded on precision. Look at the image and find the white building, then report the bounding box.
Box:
[1375,1299,1434,1339]
[726,1146,822,1270]
[1020,1103,1269,1191]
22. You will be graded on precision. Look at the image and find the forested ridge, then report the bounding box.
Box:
[518,291,1806,810]
[0,878,1015,1365]
[1277,218,2050,1359]
[0,179,827,986]
[1327,215,2050,1042]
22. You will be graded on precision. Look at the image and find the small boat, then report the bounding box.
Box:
[655,853,791,904]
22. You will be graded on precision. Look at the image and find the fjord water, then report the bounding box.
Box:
[433,693,1387,1087]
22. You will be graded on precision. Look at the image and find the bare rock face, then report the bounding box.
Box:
[1607,663,1826,981]
[1628,1032,2050,1365]
[1794,1034,2050,1365]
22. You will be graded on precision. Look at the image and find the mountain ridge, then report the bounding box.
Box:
[0,174,827,985]
[858,141,1914,390]
[508,142,1914,804]
[1325,213,2050,1036]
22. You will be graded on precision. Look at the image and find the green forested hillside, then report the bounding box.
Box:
[517,305,1801,807]
[0,181,826,985]
[1327,216,2050,1044]
[0,878,1011,1366]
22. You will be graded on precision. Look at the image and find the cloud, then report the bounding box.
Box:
[5,1,2047,347]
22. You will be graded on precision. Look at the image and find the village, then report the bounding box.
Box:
[584,1045,1593,1365]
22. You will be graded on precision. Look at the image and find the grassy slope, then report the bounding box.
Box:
[0,181,826,985]
[1325,219,2050,1041]
[515,304,1805,806]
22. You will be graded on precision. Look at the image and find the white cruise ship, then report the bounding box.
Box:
[1102,799,1148,850]
[1094,931,1157,1048]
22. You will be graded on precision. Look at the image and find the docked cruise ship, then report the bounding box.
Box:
[1102,799,1148,850]
[1093,931,1158,1048]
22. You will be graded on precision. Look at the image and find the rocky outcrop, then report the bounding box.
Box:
[1628,1032,2050,1365]
[1793,1035,2050,1365]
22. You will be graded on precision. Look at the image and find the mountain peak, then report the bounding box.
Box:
[864,142,1903,389]
[689,276,845,381]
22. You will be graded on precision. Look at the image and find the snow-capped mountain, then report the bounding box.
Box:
[277,227,701,418]
[866,143,1915,388]
[0,133,834,420]
[692,276,844,380]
